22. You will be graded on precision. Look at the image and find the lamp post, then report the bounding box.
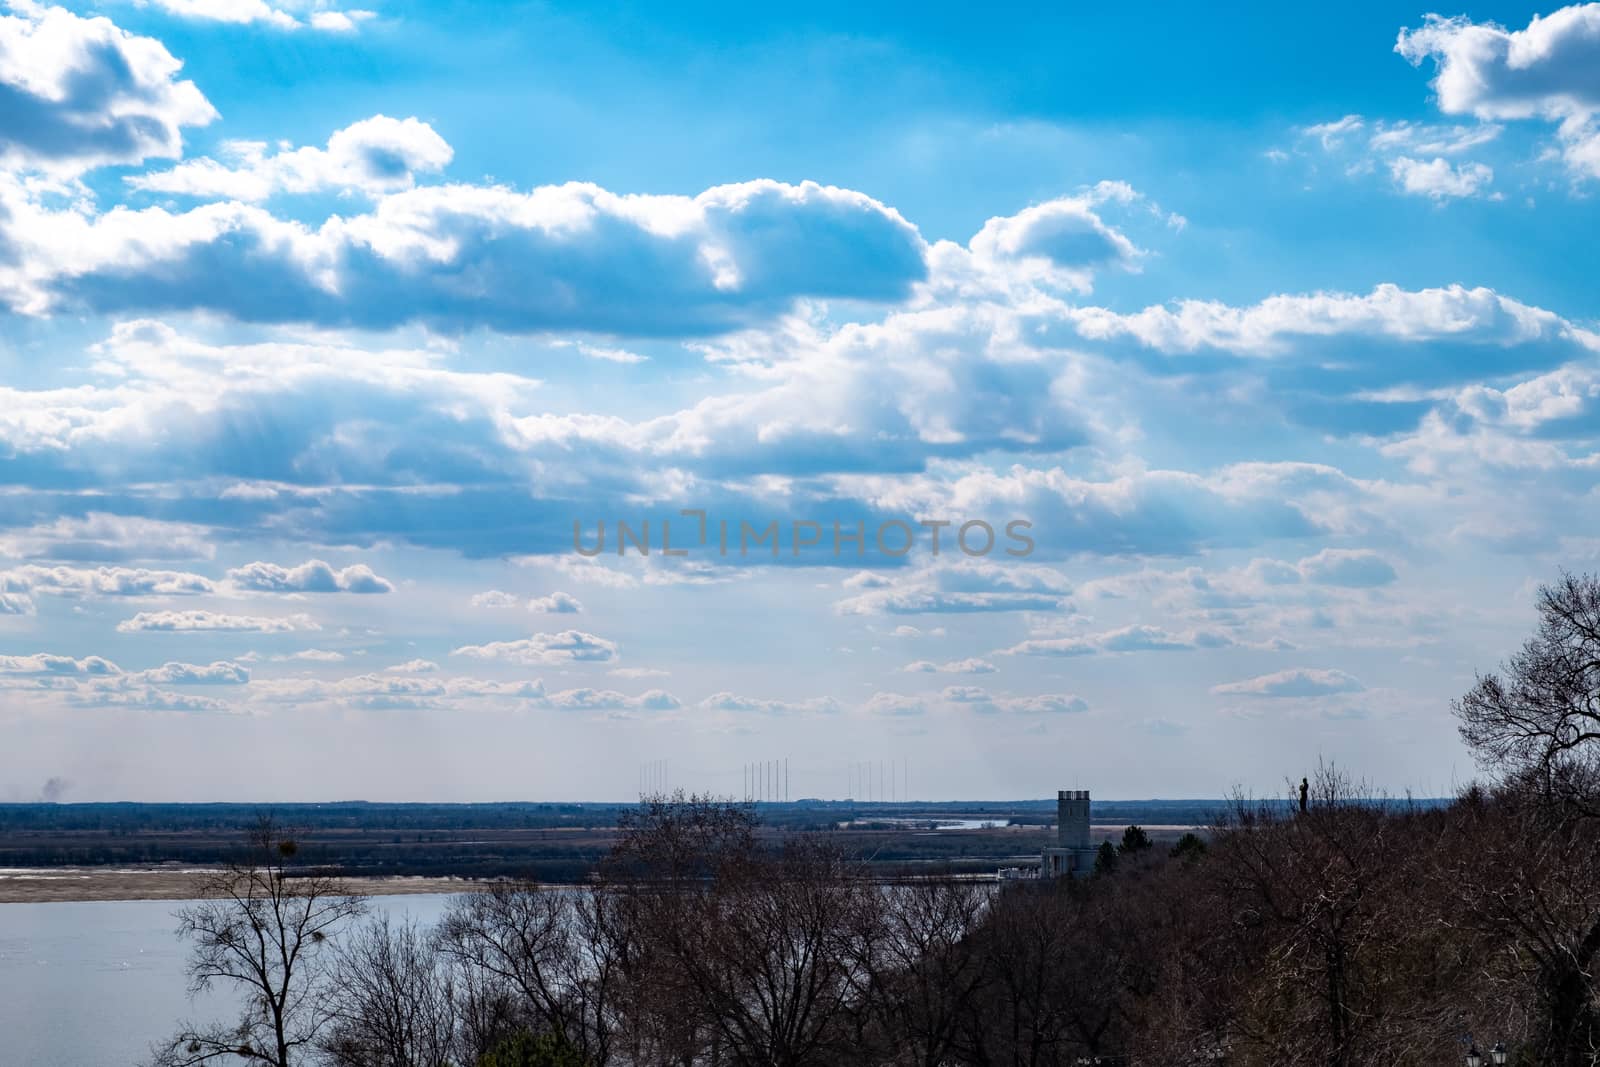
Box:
[1467,1041,1509,1067]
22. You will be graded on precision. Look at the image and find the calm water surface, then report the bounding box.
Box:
[0,894,454,1067]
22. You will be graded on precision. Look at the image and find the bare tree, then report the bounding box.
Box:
[957,884,1076,1067]
[598,793,876,1066]
[603,790,758,887]
[600,791,759,1065]
[670,838,873,1066]
[1204,769,1415,1067]
[849,877,990,1067]
[149,815,369,1067]
[1449,572,1600,1062]
[321,914,457,1067]
[1457,572,1600,792]
[1442,782,1600,1066]
[436,881,626,1065]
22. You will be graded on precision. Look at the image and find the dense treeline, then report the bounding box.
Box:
[148,574,1600,1066]
[0,802,624,833]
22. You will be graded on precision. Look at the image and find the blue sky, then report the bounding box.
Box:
[2,0,1598,801]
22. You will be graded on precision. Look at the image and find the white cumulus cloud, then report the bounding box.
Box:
[1389,156,1494,199]
[227,560,393,594]
[1398,5,1600,179]
[0,3,215,174]
[527,592,582,614]
[1212,668,1365,698]
[116,610,319,633]
[452,629,619,665]
[131,116,452,201]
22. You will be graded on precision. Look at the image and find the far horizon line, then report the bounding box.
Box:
[0,795,1459,807]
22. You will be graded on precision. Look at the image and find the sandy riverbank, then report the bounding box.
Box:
[0,867,472,904]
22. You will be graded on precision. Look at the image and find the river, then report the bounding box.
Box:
[0,895,455,1067]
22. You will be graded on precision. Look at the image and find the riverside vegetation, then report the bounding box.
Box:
[147,573,1600,1067]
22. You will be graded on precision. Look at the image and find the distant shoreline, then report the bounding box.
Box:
[0,867,470,904]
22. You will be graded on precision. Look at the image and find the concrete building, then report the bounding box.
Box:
[1040,789,1097,878]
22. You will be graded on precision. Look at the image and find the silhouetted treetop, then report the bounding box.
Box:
[1457,572,1600,786]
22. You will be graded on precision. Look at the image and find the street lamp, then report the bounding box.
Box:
[1464,1036,1510,1066]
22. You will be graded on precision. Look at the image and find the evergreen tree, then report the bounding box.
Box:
[1118,825,1153,855]
[1169,831,1207,861]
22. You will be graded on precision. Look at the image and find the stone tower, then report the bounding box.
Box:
[1057,789,1090,850]
[1040,789,1096,878]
